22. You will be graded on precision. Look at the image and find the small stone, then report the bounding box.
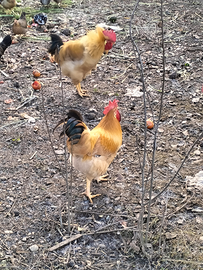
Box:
[29,244,39,252]
[177,219,184,224]
[165,232,177,239]
[4,230,13,234]
[183,130,188,136]
[55,149,65,155]
[125,87,143,97]
[199,236,203,242]
[192,97,200,103]
[196,216,203,224]
[158,128,164,133]
[86,260,91,266]
[61,29,71,36]
[171,144,177,149]
[169,72,181,79]
[194,150,200,155]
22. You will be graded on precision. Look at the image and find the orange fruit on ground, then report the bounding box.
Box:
[33,70,41,77]
[32,81,41,90]
[146,119,154,129]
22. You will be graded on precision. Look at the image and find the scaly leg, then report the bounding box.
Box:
[83,178,101,204]
[76,83,89,98]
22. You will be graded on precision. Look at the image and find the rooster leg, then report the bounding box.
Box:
[76,83,89,98]
[83,178,101,204]
[96,174,109,183]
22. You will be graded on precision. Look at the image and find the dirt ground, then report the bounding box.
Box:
[0,0,203,269]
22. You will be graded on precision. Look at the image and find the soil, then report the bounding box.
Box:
[0,0,203,269]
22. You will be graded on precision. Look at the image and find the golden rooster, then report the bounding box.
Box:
[48,26,116,97]
[54,99,122,203]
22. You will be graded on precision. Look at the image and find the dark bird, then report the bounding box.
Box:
[12,12,27,35]
[0,35,12,58]
[40,0,51,5]
[34,13,47,26]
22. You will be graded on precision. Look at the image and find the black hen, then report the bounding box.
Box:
[48,34,63,55]
[34,13,47,26]
[0,35,12,58]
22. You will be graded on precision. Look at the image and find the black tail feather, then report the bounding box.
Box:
[0,35,12,53]
[48,34,63,55]
[54,110,85,145]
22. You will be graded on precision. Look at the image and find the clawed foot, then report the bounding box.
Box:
[96,174,109,183]
[76,83,90,97]
[78,89,89,98]
[81,191,101,204]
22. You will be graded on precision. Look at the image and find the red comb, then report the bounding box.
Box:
[103,29,116,42]
[103,99,119,115]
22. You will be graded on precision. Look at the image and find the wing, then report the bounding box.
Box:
[60,40,85,61]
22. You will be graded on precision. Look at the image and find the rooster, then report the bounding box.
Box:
[0,35,12,58]
[54,99,122,203]
[48,26,116,97]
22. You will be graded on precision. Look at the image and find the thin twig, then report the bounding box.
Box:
[110,63,133,79]
[161,258,203,266]
[0,120,27,130]
[29,151,37,160]
[5,196,17,217]
[49,226,140,251]
[129,0,147,256]
[40,86,65,179]
[16,96,37,110]
[158,190,169,255]
[146,0,166,232]
[58,45,72,234]
[49,234,82,252]
[166,192,194,219]
[148,131,203,204]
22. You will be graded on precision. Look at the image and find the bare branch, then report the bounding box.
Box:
[129,0,147,256]
[58,46,72,234]
[146,0,166,232]
[148,131,203,204]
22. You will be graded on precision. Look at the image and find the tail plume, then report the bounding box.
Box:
[48,34,63,55]
[54,110,85,145]
[0,35,12,56]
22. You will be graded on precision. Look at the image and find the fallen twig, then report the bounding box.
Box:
[16,96,38,110]
[0,120,27,130]
[49,226,139,251]
[148,131,203,204]
[0,69,9,77]
[166,193,194,219]
[161,258,203,266]
[49,234,82,251]
[5,196,17,217]
[29,151,37,160]
[111,63,133,80]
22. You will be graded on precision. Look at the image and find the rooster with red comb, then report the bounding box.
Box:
[54,99,122,203]
[48,25,116,97]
